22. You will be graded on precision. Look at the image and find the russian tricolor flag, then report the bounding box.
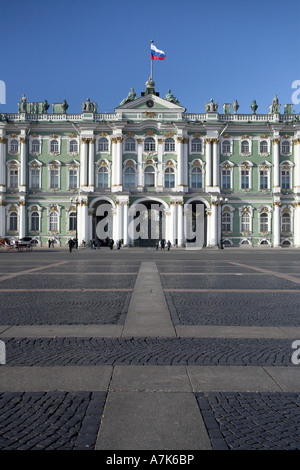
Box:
[151,43,166,60]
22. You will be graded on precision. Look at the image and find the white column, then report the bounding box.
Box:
[294,203,300,247]
[81,200,89,245]
[80,138,88,189]
[170,202,176,245]
[206,210,211,247]
[212,138,219,188]
[205,138,212,188]
[183,137,188,192]
[123,201,129,246]
[112,136,123,192]
[177,202,184,247]
[273,138,280,190]
[157,138,163,191]
[177,137,184,191]
[20,136,27,192]
[273,202,281,247]
[210,201,218,246]
[88,138,95,191]
[137,138,143,192]
[0,199,5,237]
[19,201,26,239]
[294,139,300,192]
[0,137,6,192]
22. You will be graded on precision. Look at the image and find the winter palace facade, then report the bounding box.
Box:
[0,78,300,248]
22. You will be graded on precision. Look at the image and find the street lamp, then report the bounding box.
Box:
[219,196,228,249]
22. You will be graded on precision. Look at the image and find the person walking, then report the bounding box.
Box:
[167,240,171,251]
[68,238,73,253]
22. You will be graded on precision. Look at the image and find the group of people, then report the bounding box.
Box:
[89,238,122,250]
[156,239,172,251]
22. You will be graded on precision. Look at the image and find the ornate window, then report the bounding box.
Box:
[98,137,109,152]
[259,170,268,190]
[31,211,40,232]
[144,137,156,152]
[69,139,78,153]
[124,137,136,152]
[9,168,18,188]
[9,211,18,231]
[50,139,59,153]
[29,161,42,189]
[191,138,202,153]
[260,140,268,154]
[191,166,202,189]
[124,166,136,188]
[10,139,19,154]
[280,162,293,190]
[241,140,249,154]
[222,211,231,232]
[164,166,175,188]
[47,161,61,190]
[241,212,250,232]
[222,140,231,154]
[49,211,58,231]
[259,212,269,233]
[144,165,155,187]
[69,211,77,232]
[164,138,175,152]
[281,140,291,155]
[97,166,109,188]
[31,139,40,154]
[239,161,252,191]
[282,212,291,233]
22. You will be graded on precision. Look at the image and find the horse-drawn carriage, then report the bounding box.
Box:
[0,237,34,252]
[0,238,13,251]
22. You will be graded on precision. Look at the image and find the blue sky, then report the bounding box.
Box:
[1,0,300,114]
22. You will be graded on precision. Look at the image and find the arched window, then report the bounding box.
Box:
[124,166,136,187]
[282,141,290,154]
[144,165,155,187]
[70,139,78,153]
[9,211,18,231]
[282,213,291,232]
[164,138,175,152]
[50,140,59,153]
[31,139,40,153]
[241,212,250,232]
[49,211,58,232]
[260,140,268,153]
[97,166,109,188]
[259,212,269,233]
[31,211,40,231]
[10,139,19,153]
[222,211,231,232]
[191,138,202,152]
[191,166,202,188]
[222,140,231,154]
[125,137,136,152]
[69,211,77,231]
[164,166,175,188]
[98,138,109,152]
[241,140,249,153]
[144,137,156,152]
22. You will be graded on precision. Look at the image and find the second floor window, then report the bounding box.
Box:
[259,213,269,232]
[222,211,231,232]
[31,211,40,231]
[50,169,59,189]
[9,211,18,231]
[9,169,18,188]
[222,168,231,189]
[259,170,268,190]
[282,169,290,190]
[69,169,78,189]
[49,211,58,231]
[31,168,40,188]
[164,167,175,188]
[98,166,109,188]
[191,166,202,188]
[145,165,155,187]
[241,170,249,189]
[124,167,135,187]
[282,213,291,232]
[241,212,250,232]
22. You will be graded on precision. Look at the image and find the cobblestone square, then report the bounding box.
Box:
[1,247,300,451]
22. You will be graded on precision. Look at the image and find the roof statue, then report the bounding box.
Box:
[205,98,218,112]
[165,89,182,106]
[119,88,137,106]
[82,98,97,113]
[232,99,239,114]
[269,94,280,114]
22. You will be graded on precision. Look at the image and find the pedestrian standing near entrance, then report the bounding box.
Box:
[68,238,73,253]
[48,239,51,249]
[155,241,159,251]
[167,240,171,251]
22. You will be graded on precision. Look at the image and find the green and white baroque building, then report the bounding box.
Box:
[0,78,300,248]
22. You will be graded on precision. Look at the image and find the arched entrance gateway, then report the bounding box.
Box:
[88,197,209,248]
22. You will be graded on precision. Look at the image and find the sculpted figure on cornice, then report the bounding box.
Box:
[205,98,218,112]
[119,88,137,106]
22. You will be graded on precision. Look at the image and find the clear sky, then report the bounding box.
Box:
[1,0,300,115]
